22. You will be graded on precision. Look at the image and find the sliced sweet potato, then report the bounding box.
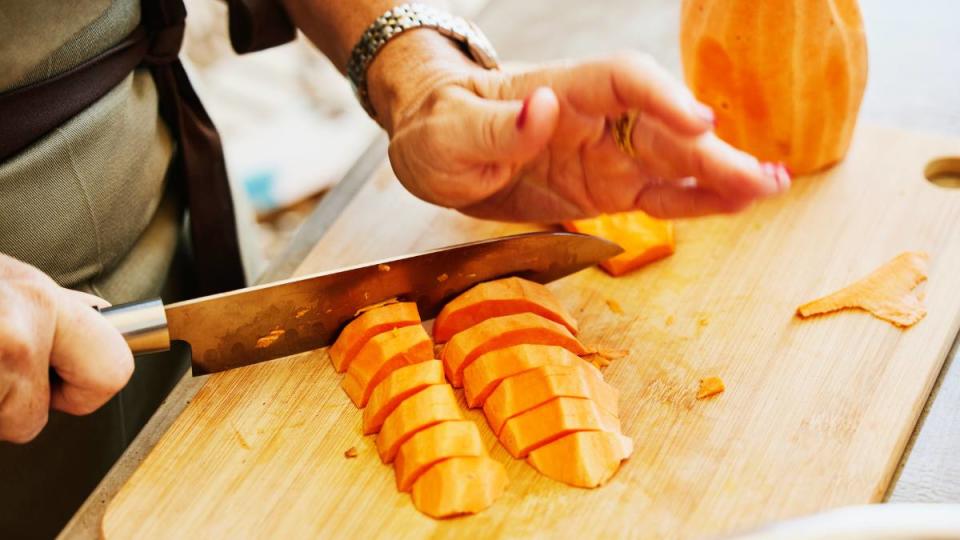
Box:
[329,302,421,372]
[342,325,433,408]
[463,344,601,408]
[433,277,579,343]
[377,384,463,463]
[442,313,587,388]
[484,364,619,436]
[499,397,620,458]
[363,360,445,435]
[564,211,675,276]
[394,420,485,492]
[526,431,633,488]
[411,456,508,519]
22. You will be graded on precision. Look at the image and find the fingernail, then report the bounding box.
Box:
[692,101,715,126]
[759,161,780,194]
[516,95,532,130]
[775,162,792,190]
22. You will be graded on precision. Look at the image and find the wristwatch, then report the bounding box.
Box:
[347,3,500,118]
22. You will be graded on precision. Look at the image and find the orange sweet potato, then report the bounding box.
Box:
[394,420,485,492]
[462,344,600,408]
[433,277,579,343]
[329,302,421,372]
[410,456,508,519]
[342,325,433,408]
[499,397,620,458]
[442,313,587,388]
[362,360,445,434]
[526,431,633,488]
[484,364,619,436]
[377,384,463,463]
[563,211,675,276]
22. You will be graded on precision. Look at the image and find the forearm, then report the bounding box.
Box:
[281,0,480,131]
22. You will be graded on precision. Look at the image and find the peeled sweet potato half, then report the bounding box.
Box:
[499,397,621,458]
[526,431,633,488]
[377,384,463,463]
[442,313,587,388]
[462,344,600,408]
[394,420,485,492]
[410,456,508,519]
[342,325,433,408]
[484,364,619,436]
[329,302,421,372]
[363,360,446,435]
[433,277,579,343]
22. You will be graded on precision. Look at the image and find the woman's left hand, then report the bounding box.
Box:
[369,31,790,223]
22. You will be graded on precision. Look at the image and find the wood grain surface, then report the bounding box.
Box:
[102,125,960,539]
[64,1,960,538]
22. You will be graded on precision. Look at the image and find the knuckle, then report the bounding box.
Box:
[0,394,49,444]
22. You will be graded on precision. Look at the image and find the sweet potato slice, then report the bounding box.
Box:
[796,251,929,327]
[442,313,587,388]
[363,360,445,435]
[563,211,675,276]
[463,344,600,408]
[394,420,485,492]
[433,277,579,343]
[329,302,421,372]
[377,384,463,463]
[342,325,433,408]
[484,364,619,436]
[410,456,508,519]
[526,431,633,488]
[499,397,620,458]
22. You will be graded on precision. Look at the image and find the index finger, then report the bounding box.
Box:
[510,51,715,136]
[49,290,134,415]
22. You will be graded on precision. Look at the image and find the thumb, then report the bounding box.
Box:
[452,86,558,164]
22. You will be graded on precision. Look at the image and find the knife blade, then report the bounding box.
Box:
[100,231,621,375]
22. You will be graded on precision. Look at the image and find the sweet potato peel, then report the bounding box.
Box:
[796,252,929,327]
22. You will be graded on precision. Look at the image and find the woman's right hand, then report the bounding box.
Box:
[0,254,133,443]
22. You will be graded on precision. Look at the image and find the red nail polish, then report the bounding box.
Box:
[693,102,715,126]
[516,95,532,129]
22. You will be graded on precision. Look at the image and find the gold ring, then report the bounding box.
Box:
[612,110,639,158]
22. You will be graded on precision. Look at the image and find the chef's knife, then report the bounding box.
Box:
[100,232,621,375]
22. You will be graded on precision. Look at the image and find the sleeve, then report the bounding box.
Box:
[225,0,297,54]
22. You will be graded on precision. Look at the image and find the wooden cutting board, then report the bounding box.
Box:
[103,125,960,539]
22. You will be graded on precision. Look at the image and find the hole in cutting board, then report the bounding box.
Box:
[924,157,960,188]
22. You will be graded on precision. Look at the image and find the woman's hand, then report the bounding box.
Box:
[0,254,133,443]
[368,31,790,222]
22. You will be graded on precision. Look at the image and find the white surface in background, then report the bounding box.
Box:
[730,504,960,540]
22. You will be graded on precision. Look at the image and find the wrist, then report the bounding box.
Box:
[365,28,486,134]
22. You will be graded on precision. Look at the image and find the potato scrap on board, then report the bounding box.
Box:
[796,252,929,328]
[696,376,725,400]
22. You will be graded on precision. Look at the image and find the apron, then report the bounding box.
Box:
[0,0,293,536]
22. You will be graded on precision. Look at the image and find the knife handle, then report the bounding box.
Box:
[99,299,171,355]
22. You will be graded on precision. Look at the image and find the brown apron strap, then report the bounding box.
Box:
[141,0,247,294]
[0,2,247,295]
[0,28,148,159]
